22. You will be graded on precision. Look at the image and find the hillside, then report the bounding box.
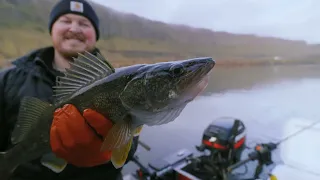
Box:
[1,0,320,67]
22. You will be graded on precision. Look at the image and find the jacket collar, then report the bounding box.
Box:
[12,46,102,83]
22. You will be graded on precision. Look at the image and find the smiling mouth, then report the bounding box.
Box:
[65,38,84,42]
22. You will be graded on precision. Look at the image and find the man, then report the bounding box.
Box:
[0,0,139,179]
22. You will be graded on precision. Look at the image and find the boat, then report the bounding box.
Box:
[268,117,320,180]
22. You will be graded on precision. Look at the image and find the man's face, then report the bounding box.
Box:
[51,13,97,58]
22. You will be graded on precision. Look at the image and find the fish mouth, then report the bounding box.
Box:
[187,74,209,100]
[182,60,214,102]
[147,57,214,110]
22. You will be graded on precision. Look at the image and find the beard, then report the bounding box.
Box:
[59,49,82,60]
[57,31,95,60]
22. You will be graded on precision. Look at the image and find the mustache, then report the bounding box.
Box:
[64,32,86,41]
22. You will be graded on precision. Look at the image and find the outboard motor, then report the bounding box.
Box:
[193,117,247,179]
[197,117,246,165]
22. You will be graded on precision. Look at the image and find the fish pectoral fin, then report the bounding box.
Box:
[100,121,133,152]
[111,136,133,169]
[133,125,143,137]
[11,96,52,144]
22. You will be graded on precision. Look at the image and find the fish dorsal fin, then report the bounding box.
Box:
[52,51,115,103]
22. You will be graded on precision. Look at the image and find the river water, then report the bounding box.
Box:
[122,64,320,178]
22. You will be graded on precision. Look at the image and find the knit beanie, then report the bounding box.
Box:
[48,0,100,40]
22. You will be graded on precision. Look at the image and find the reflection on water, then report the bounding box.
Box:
[206,64,320,94]
[122,64,320,177]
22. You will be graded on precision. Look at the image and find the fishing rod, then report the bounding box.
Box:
[227,118,320,172]
[275,118,320,145]
[138,140,151,151]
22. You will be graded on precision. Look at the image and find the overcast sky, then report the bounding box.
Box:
[92,0,320,44]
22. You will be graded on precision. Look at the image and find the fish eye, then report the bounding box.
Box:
[169,64,184,77]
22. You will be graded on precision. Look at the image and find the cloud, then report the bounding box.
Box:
[92,0,320,43]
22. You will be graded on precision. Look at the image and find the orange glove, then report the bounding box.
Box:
[50,104,113,167]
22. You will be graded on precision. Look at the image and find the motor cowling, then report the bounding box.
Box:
[201,117,246,164]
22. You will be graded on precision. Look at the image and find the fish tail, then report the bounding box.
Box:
[0,96,54,180]
[0,151,15,180]
[11,96,53,145]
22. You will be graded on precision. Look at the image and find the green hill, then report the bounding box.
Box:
[1,0,320,67]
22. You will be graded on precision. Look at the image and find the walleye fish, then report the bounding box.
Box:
[0,51,215,179]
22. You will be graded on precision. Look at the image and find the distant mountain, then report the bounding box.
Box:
[1,0,320,67]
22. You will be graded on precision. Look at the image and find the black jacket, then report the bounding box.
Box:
[0,46,139,180]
